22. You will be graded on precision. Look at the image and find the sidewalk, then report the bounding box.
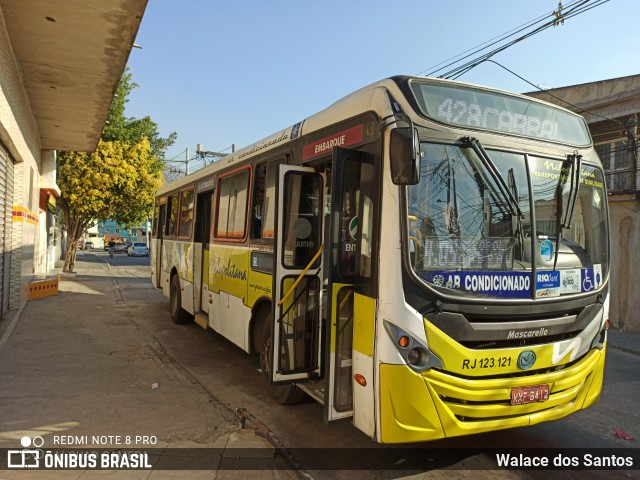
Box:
[0,255,302,479]
[606,327,640,354]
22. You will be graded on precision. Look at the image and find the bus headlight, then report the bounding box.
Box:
[407,347,425,367]
[383,320,442,373]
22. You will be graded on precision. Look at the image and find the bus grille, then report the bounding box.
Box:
[422,349,599,423]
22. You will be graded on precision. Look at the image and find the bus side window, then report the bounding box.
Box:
[252,163,266,239]
[357,162,375,279]
[167,193,178,236]
[178,188,195,238]
[152,204,159,238]
[214,167,251,241]
[251,162,277,241]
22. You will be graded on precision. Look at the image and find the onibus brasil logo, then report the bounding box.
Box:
[7,435,152,469]
[7,435,44,468]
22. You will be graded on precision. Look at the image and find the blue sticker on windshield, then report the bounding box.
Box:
[581,268,596,292]
[540,240,554,262]
[536,271,560,298]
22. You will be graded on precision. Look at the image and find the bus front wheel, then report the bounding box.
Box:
[170,275,193,324]
[259,316,305,405]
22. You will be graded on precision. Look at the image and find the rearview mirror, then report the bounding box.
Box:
[390,127,420,185]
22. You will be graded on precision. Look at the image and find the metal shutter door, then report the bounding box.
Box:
[0,143,13,319]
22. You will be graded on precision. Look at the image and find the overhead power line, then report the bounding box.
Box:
[418,0,610,80]
[416,0,565,76]
[443,0,611,80]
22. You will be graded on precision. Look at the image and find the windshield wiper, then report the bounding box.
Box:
[563,152,582,230]
[508,168,525,260]
[461,137,523,218]
[553,152,582,270]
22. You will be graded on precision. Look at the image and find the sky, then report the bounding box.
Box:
[124,0,640,173]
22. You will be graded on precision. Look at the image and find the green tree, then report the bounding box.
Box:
[57,70,175,272]
[102,69,177,160]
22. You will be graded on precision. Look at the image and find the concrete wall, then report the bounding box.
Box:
[0,7,46,313]
[0,1,145,319]
[608,194,640,331]
[529,77,640,123]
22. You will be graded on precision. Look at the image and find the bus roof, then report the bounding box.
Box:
[157,75,589,196]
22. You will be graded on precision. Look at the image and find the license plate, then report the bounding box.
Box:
[510,384,550,405]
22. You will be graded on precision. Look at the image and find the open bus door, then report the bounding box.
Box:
[322,147,377,435]
[154,204,166,289]
[194,192,212,314]
[270,165,325,384]
[323,146,365,423]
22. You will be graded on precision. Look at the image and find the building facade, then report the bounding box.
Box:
[97,220,150,244]
[527,75,640,331]
[0,1,147,321]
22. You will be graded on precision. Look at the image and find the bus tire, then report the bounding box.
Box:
[170,274,193,324]
[259,315,306,405]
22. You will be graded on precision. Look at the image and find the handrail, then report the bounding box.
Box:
[277,244,323,306]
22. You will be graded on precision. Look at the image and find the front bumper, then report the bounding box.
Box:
[379,341,606,443]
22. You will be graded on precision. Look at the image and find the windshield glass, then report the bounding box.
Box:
[408,142,608,299]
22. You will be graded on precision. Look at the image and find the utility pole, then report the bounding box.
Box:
[163,144,234,178]
[161,148,192,178]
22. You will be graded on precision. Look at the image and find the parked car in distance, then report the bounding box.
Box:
[84,241,94,250]
[127,242,149,257]
[114,242,128,254]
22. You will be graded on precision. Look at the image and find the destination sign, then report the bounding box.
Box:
[421,237,514,270]
[436,97,558,140]
[411,82,591,146]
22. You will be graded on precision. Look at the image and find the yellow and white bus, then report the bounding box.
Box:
[151,75,610,443]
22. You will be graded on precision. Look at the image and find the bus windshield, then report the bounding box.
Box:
[407,142,609,299]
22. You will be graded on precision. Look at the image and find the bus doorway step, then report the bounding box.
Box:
[194,313,208,329]
[298,379,325,405]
